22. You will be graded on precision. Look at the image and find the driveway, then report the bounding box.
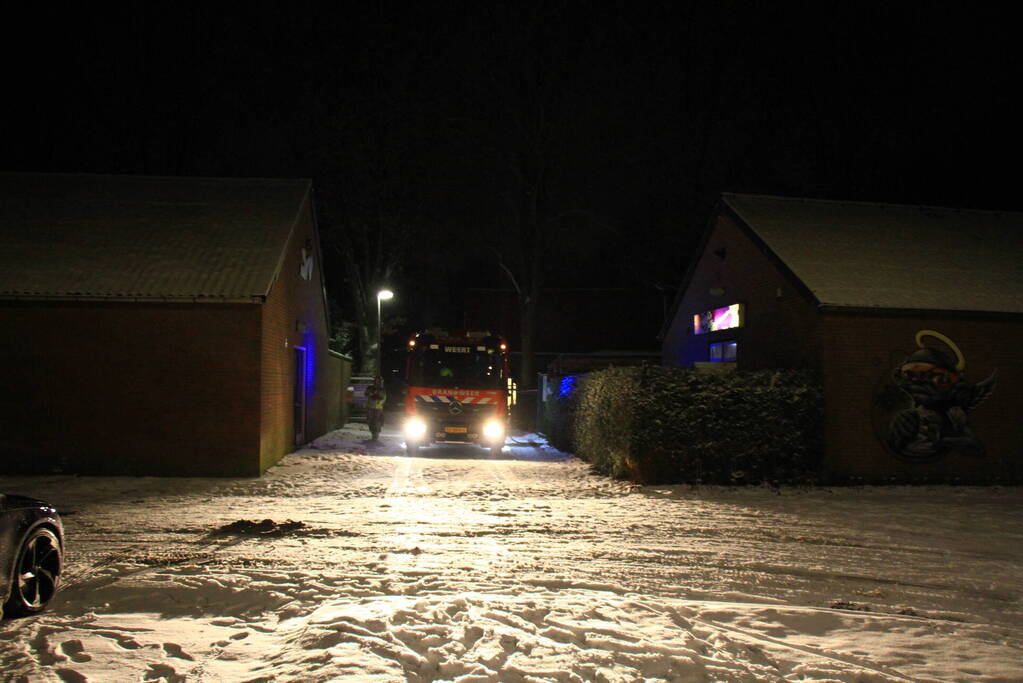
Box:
[1,423,1021,681]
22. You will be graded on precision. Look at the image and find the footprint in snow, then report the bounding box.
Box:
[95,630,143,650]
[60,639,91,662]
[30,630,64,666]
[163,643,195,660]
[144,663,185,682]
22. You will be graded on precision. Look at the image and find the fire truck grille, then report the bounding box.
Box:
[416,402,494,420]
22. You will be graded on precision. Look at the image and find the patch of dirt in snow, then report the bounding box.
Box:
[1,424,1022,682]
[214,519,308,537]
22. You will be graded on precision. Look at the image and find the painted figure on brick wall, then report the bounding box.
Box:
[886,330,997,462]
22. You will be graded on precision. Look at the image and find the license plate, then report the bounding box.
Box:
[445,426,468,433]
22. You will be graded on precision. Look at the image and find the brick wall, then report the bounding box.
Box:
[259,194,344,471]
[0,301,262,476]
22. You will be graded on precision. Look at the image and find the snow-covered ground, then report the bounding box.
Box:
[1,422,1021,682]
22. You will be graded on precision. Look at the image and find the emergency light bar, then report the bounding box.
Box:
[408,330,509,352]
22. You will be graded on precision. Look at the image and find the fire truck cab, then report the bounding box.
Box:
[402,329,513,455]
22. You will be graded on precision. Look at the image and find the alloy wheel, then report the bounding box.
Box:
[9,528,61,616]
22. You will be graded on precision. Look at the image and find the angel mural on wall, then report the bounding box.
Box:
[886,330,997,462]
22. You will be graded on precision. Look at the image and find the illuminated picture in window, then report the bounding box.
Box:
[709,340,737,362]
[693,303,743,335]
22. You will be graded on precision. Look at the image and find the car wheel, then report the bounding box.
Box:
[5,527,62,617]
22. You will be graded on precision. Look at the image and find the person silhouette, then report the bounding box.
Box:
[365,378,387,440]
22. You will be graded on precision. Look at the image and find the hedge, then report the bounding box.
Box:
[546,366,824,485]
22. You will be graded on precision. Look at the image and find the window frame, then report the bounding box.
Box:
[708,339,737,363]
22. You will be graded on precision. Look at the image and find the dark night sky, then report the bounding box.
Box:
[4,4,1019,347]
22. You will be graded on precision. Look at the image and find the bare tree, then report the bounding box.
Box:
[317,173,414,376]
[310,11,431,376]
[454,4,602,389]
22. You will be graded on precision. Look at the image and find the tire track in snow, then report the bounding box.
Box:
[487,452,519,486]
[386,456,413,496]
[627,600,940,683]
[686,612,929,682]
[386,455,431,497]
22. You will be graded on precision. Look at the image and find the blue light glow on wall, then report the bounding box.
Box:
[303,329,316,396]
[559,375,578,398]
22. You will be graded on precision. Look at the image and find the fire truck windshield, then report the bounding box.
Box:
[409,348,503,388]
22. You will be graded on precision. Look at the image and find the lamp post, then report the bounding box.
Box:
[376,289,394,377]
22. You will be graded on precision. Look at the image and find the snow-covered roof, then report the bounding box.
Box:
[0,172,312,302]
[722,193,1023,314]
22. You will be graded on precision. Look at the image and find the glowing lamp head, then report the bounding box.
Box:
[482,419,505,442]
[377,289,394,301]
[499,343,507,351]
[408,339,416,348]
[404,417,427,439]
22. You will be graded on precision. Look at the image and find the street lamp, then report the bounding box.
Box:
[376,289,394,378]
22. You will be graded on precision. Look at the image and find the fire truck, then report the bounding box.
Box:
[402,329,515,455]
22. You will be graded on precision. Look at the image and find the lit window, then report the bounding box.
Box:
[693,304,743,335]
[709,340,737,362]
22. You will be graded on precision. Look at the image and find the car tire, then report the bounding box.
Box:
[4,527,61,617]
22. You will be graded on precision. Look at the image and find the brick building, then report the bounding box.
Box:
[662,194,1023,483]
[0,173,349,476]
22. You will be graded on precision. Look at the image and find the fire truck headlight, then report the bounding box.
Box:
[482,419,505,441]
[404,418,427,439]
